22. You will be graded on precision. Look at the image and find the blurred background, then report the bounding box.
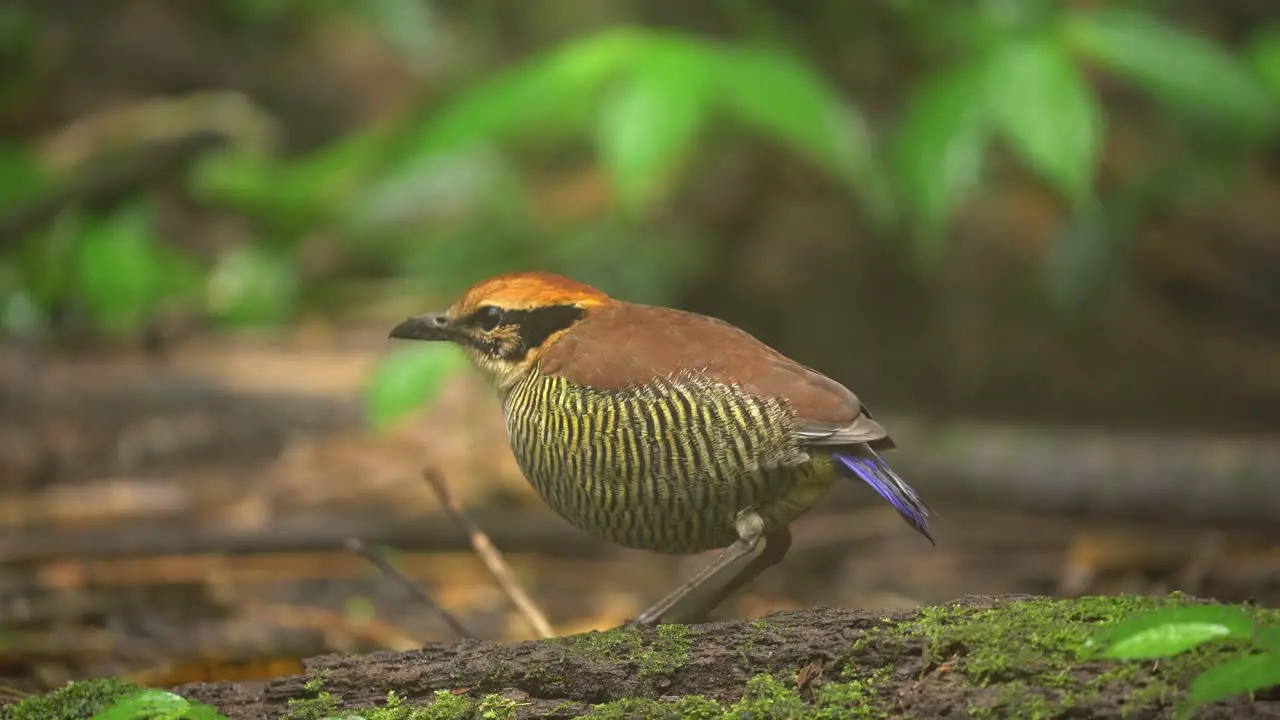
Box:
[1,0,1279,694]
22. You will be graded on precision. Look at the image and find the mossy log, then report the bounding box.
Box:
[157,594,1279,720]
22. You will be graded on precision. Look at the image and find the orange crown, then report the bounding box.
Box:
[453,271,612,312]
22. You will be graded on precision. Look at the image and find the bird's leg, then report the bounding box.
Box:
[683,526,792,623]
[630,512,765,627]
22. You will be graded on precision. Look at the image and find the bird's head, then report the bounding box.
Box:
[388,271,610,391]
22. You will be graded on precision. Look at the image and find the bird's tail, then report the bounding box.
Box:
[833,446,935,545]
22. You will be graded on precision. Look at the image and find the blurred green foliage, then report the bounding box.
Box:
[0,0,1275,428]
[364,344,469,430]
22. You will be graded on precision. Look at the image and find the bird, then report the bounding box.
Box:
[388,271,934,626]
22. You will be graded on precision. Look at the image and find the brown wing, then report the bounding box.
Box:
[539,302,894,449]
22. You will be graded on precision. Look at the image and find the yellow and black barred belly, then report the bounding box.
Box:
[501,365,838,554]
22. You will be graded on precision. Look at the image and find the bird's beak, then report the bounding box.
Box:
[388,311,455,342]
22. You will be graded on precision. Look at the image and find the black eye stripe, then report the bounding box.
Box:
[473,305,504,331]
[507,305,586,352]
[462,304,585,359]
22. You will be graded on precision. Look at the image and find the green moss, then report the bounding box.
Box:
[289,688,522,720]
[415,690,475,720]
[613,595,1273,720]
[479,657,512,687]
[868,593,1280,719]
[275,668,523,720]
[735,618,781,666]
[577,695,725,719]
[726,673,809,719]
[284,670,343,720]
[474,693,521,720]
[578,666,890,719]
[638,624,693,679]
[563,623,694,681]
[808,667,891,720]
[911,595,1177,685]
[352,690,456,720]
[0,679,142,720]
[565,626,643,661]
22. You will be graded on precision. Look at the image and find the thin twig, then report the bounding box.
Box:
[422,466,555,639]
[344,537,474,640]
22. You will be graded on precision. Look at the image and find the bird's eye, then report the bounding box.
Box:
[475,306,504,331]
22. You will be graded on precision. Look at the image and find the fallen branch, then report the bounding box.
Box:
[172,594,1280,720]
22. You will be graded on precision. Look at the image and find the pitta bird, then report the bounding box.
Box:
[389,271,934,625]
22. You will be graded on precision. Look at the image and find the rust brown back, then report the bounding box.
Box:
[539,301,894,449]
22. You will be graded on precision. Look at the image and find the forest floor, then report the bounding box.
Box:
[1,332,1278,711]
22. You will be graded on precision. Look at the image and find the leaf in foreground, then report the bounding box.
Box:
[90,690,227,720]
[364,343,468,431]
[1256,626,1280,653]
[1087,604,1258,660]
[1180,652,1280,718]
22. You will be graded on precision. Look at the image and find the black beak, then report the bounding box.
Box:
[388,311,454,341]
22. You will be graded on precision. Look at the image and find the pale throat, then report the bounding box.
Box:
[462,346,537,397]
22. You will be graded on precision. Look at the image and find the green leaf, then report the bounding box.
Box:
[364,343,468,431]
[1183,652,1280,711]
[596,36,712,211]
[1064,10,1277,135]
[1248,26,1280,97]
[891,58,992,255]
[0,142,49,209]
[90,689,228,720]
[204,244,298,326]
[715,45,887,223]
[15,206,82,309]
[397,29,644,163]
[193,131,384,231]
[1256,626,1280,653]
[72,203,169,334]
[987,35,1101,208]
[1087,604,1258,660]
[70,203,204,334]
[356,29,647,221]
[275,130,390,219]
[190,150,276,208]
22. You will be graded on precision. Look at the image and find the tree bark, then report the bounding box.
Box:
[175,594,1280,720]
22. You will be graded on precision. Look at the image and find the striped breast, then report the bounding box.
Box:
[501,364,838,554]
